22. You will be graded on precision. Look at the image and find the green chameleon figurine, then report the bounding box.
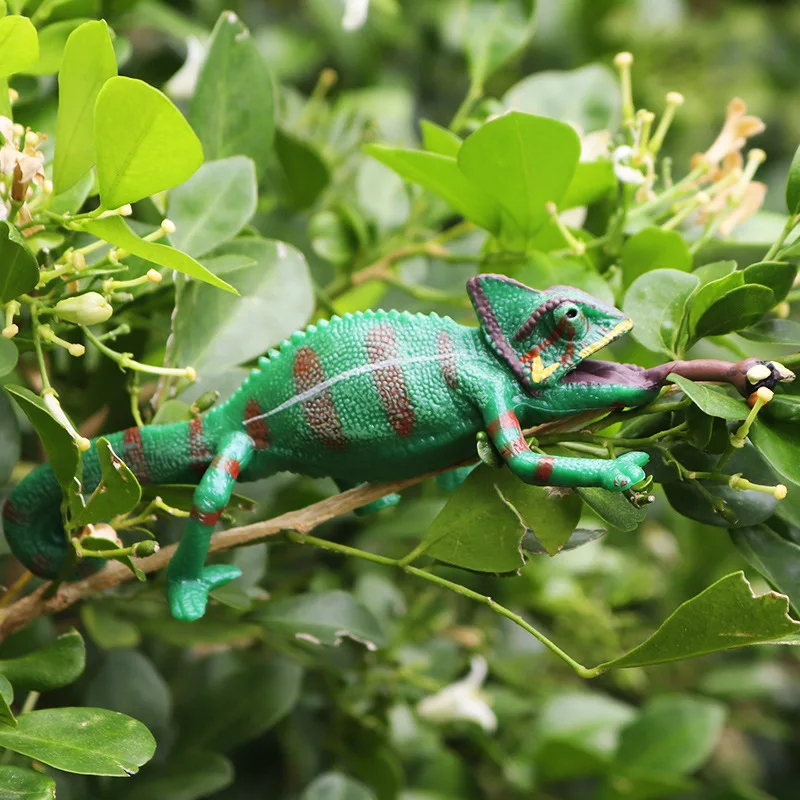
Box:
[2,274,793,620]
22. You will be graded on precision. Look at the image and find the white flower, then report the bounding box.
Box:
[612,145,646,186]
[165,37,208,100]
[342,0,370,31]
[416,656,497,732]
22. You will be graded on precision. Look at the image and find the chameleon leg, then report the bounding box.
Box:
[485,406,648,491]
[334,479,401,515]
[167,431,254,622]
[435,465,478,492]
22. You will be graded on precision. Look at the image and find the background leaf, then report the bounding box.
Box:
[0,222,38,304]
[0,630,85,691]
[0,16,38,77]
[0,766,55,800]
[302,773,377,800]
[620,227,692,289]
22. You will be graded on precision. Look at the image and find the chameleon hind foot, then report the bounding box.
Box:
[167,564,242,622]
[599,451,649,492]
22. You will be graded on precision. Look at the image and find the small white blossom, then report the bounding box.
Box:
[342,0,370,31]
[612,145,646,185]
[416,656,497,733]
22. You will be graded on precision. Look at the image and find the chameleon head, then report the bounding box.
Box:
[466,274,633,393]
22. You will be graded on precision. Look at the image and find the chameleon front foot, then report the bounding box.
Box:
[167,564,242,622]
[598,451,649,492]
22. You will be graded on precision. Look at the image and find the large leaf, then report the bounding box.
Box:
[0,707,155,776]
[364,145,500,234]
[302,773,377,800]
[668,374,749,420]
[458,112,581,248]
[596,572,800,670]
[53,20,117,194]
[71,438,141,527]
[743,260,797,304]
[189,11,274,177]
[502,64,621,132]
[623,269,699,358]
[614,695,726,779]
[185,658,302,752]
[83,216,236,294]
[123,751,234,800]
[0,222,38,304]
[256,591,386,650]
[4,385,79,491]
[94,76,203,209]
[168,238,313,375]
[0,630,85,691]
[732,524,800,616]
[0,16,38,77]
[167,156,257,257]
[22,18,85,76]
[619,227,692,289]
[693,284,775,339]
[0,767,55,800]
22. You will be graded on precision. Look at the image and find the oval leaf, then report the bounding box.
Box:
[620,227,692,289]
[0,16,38,77]
[95,76,203,209]
[0,766,55,800]
[0,630,85,692]
[667,374,749,420]
[0,707,155,776]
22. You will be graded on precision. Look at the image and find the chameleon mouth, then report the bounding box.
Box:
[563,359,659,389]
[577,318,633,359]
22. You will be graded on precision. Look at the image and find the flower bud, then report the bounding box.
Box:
[54,292,113,326]
[160,218,176,234]
[133,540,160,557]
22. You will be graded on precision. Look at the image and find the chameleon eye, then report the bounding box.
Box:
[565,307,578,319]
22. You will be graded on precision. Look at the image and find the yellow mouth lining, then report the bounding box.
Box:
[529,318,633,384]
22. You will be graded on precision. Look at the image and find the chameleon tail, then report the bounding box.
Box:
[2,419,207,580]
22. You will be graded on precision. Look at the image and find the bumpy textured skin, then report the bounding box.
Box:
[1,274,781,621]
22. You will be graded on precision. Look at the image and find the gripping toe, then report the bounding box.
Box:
[168,565,242,622]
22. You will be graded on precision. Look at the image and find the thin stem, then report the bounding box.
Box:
[767,213,800,261]
[30,306,52,392]
[83,327,195,379]
[450,80,483,134]
[0,571,32,610]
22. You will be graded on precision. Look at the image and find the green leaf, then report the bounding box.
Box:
[0,391,20,485]
[168,238,313,375]
[302,773,377,800]
[731,524,800,616]
[620,227,692,289]
[82,216,236,294]
[0,336,17,377]
[167,156,257,258]
[94,76,203,209]
[502,64,621,133]
[70,438,141,527]
[740,319,800,346]
[0,16,37,77]
[364,145,500,234]
[449,0,536,88]
[189,11,274,177]
[3,385,79,491]
[522,527,606,556]
[53,20,116,194]
[596,572,800,670]
[0,675,15,727]
[0,766,55,800]
[0,222,38,304]
[743,260,797,303]
[80,604,140,650]
[623,269,699,358]
[0,707,155,776]
[420,119,462,157]
[786,143,800,214]
[668,374,749,420]
[458,112,581,248]
[275,130,330,211]
[576,487,645,532]
[122,751,234,800]
[0,630,85,691]
[614,695,726,778]
[22,18,84,75]
[256,590,387,650]
[509,251,614,306]
[694,284,775,339]
[185,658,302,752]
[560,160,615,210]
[751,418,800,486]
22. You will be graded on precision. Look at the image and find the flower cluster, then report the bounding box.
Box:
[0,116,50,230]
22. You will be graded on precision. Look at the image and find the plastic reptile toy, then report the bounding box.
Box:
[2,274,794,620]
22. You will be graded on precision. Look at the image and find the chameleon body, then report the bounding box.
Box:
[2,275,790,621]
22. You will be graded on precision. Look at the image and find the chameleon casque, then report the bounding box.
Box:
[2,274,793,621]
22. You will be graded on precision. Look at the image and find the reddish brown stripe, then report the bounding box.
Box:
[31,552,53,576]
[244,398,271,449]
[534,456,556,482]
[212,454,241,480]
[520,317,569,366]
[437,330,458,390]
[2,500,23,524]
[366,324,415,438]
[487,410,518,439]
[123,427,151,484]
[190,506,223,526]
[500,436,529,459]
[293,346,347,450]
[188,417,211,477]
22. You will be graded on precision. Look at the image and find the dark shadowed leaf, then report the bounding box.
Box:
[596,572,800,670]
[302,773,377,800]
[0,222,38,304]
[0,630,85,691]
[522,527,606,555]
[740,319,800,346]
[0,391,20,486]
[275,130,330,211]
[123,751,234,800]
[0,675,15,727]
[786,143,800,214]
[694,284,775,339]
[0,707,155,776]
[577,487,645,532]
